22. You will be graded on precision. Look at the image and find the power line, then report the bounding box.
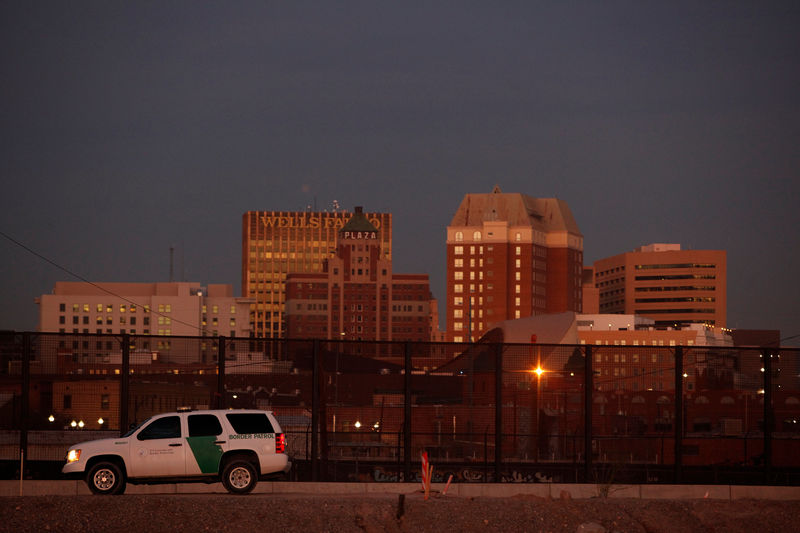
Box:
[0,229,203,333]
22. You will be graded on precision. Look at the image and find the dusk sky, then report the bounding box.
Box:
[2,2,798,344]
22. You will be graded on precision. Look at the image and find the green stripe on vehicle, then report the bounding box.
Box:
[186,436,223,474]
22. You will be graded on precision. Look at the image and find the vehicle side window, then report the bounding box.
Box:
[226,413,274,434]
[137,416,181,440]
[188,414,223,437]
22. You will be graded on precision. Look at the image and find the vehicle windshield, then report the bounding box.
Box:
[122,417,151,437]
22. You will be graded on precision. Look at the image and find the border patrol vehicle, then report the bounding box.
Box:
[63,409,289,494]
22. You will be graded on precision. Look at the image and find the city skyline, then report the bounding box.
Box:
[1,3,798,344]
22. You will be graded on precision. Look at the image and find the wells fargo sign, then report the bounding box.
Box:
[259,213,383,229]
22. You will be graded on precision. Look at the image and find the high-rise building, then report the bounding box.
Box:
[242,209,392,339]
[446,186,583,342]
[285,207,433,343]
[592,243,727,328]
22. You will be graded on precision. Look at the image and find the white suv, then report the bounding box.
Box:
[63,409,290,495]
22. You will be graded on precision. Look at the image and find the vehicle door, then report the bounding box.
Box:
[185,413,228,475]
[128,414,186,477]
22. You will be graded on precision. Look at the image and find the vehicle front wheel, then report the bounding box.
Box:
[87,461,126,495]
[221,459,257,494]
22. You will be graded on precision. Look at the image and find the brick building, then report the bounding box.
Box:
[285,207,434,342]
[446,186,583,342]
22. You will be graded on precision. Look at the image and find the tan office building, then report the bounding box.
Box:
[37,281,252,338]
[593,244,727,328]
[242,210,392,339]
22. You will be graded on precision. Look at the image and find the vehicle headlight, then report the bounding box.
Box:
[66,449,81,463]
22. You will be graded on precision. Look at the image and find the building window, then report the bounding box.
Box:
[454,284,463,293]
[515,259,521,268]
[455,231,463,242]
[454,271,463,280]
[63,394,72,409]
[473,231,481,241]
[454,246,463,255]
[515,246,521,255]
[101,394,110,410]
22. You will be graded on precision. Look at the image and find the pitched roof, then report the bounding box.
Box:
[449,188,581,235]
[340,206,378,233]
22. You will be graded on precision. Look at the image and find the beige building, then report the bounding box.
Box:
[37,281,253,338]
[592,243,727,328]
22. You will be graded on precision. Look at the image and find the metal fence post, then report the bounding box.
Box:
[403,341,412,482]
[20,333,31,467]
[674,345,683,483]
[584,345,592,482]
[120,334,130,435]
[217,336,226,409]
[311,339,320,481]
[763,347,773,482]
[494,343,503,482]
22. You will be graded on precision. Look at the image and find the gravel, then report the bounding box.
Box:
[2,492,799,532]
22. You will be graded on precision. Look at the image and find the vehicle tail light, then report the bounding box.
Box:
[275,432,286,454]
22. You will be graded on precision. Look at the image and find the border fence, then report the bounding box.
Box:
[1,331,799,485]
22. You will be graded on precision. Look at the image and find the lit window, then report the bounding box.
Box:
[454,246,463,255]
[515,246,521,255]
[454,284,463,293]
[515,259,521,268]
[455,231,463,242]
[473,231,481,241]
[454,258,463,267]
[454,271,463,280]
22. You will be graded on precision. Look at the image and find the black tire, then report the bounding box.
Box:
[87,461,126,495]
[221,459,258,494]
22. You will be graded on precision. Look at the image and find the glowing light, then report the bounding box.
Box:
[98,418,104,425]
[78,420,85,428]
[48,415,55,423]
[533,366,544,378]
[354,421,362,428]
[70,420,77,428]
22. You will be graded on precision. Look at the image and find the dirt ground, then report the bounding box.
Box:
[2,493,799,533]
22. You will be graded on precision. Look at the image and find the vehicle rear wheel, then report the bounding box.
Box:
[221,459,257,494]
[87,461,126,495]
